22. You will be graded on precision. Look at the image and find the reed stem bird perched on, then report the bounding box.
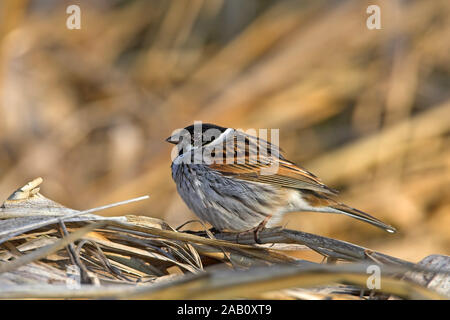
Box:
[166,123,396,243]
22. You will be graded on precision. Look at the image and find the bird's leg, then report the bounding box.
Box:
[181,227,221,237]
[207,227,220,234]
[253,215,272,244]
[233,215,272,244]
[235,232,241,244]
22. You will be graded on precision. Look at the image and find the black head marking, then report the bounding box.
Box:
[182,123,228,146]
[166,123,228,148]
[183,123,227,136]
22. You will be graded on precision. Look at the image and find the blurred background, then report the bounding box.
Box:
[0,0,448,262]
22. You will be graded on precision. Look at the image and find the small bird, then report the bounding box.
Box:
[166,123,396,242]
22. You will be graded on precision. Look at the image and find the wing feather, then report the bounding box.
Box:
[206,131,337,195]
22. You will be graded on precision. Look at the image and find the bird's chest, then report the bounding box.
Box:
[171,163,210,204]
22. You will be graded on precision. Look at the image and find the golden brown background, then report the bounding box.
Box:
[0,0,449,262]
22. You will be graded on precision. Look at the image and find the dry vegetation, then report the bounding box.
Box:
[0,0,449,299]
[0,178,448,299]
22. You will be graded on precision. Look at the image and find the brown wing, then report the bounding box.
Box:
[210,159,337,195]
[206,131,337,195]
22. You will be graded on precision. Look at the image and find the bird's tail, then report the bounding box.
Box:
[330,203,397,233]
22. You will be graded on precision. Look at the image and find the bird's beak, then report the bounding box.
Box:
[165,135,178,144]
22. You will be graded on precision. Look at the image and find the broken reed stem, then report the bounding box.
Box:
[125,263,448,300]
[0,195,150,242]
[212,228,425,271]
[0,222,105,274]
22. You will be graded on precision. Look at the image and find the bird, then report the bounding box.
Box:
[166,122,396,242]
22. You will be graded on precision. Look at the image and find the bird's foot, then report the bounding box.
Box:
[235,215,272,245]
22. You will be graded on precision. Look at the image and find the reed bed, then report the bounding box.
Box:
[0,178,448,299]
[0,0,449,299]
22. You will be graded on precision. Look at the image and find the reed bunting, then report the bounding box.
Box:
[166,123,396,242]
